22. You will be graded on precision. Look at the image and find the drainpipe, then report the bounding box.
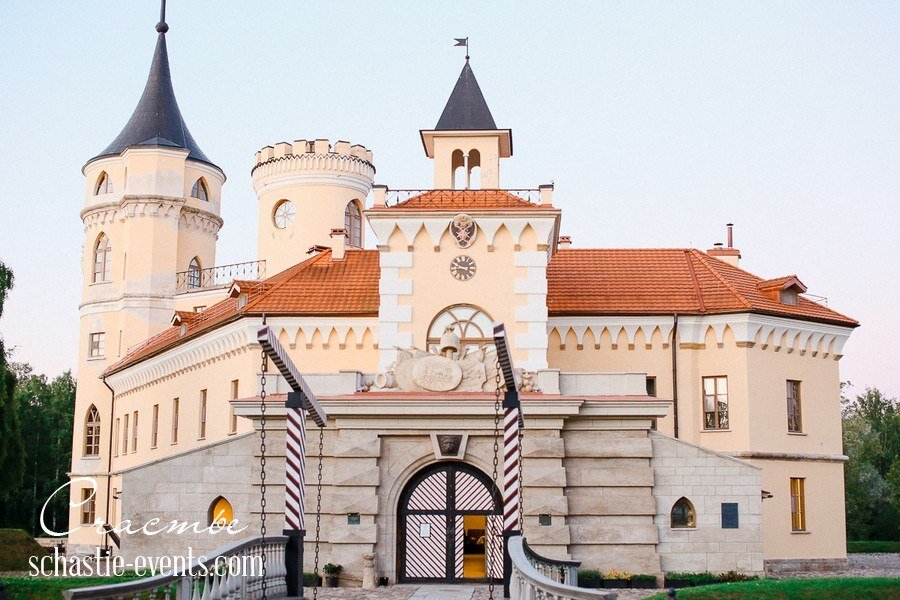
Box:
[101,375,116,551]
[671,314,679,439]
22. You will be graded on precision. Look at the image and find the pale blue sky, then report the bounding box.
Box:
[0,1,897,397]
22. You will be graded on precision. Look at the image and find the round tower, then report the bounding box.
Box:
[69,5,224,555]
[252,139,375,274]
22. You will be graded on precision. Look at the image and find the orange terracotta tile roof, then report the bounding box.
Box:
[547,249,857,326]
[105,249,380,375]
[372,189,556,211]
[107,247,857,375]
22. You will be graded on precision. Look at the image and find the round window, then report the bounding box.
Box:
[273,200,296,229]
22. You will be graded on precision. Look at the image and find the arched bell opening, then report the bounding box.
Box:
[397,461,502,583]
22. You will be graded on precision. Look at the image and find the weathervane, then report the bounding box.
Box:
[454,37,469,61]
[156,0,168,33]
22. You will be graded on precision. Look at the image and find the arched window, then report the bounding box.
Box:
[187,257,202,289]
[92,234,112,283]
[451,149,466,189]
[427,304,494,353]
[208,496,234,526]
[94,172,113,195]
[468,149,482,189]
[84,405,101,456]
[344,201,362,247]
[671,497,696,528]
[191,178,209,201]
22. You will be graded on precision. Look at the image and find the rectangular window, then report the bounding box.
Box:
[118,330,123,357]
[172,398,179,444]
[113,418,120,457]
[646,376,657,397]
[702,376,729,429]
[787,380,802,433]
[230,380,239,434]
[791,477,806,531]
[151,404,159,448]
[89,332,105,358]
[132,411,138,452]
[721,503,739,529]
[199,389,207,439]
[80,488,96,525]
[122,413,129,454]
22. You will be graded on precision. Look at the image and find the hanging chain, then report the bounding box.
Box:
[259,351,269,600]
[312,424,325,600]
[488,357,502,600]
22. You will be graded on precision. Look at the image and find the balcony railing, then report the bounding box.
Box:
[176,260,266,293]
[384,188,542,207]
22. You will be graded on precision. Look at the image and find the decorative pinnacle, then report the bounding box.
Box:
[156,0,169,33]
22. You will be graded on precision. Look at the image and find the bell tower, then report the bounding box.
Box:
[420,59,512,189]
[68,1,225,554]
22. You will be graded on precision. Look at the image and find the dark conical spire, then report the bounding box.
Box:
[88,3,216,168]
[435,60,497,130]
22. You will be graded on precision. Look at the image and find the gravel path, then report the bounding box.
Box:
[771,553,900,579]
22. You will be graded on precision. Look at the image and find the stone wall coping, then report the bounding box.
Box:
[650,431,762,471]
[115,432,254,475]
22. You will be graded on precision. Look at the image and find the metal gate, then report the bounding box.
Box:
[398,463,502,582]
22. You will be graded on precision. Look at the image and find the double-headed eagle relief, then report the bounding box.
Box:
[450,213,477,248]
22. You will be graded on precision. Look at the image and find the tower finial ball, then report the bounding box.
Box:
[156,21,169,33]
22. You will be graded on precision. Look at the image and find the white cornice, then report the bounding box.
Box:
[106,316,380,396]
[549,313,853,356]
[366,214,560,248]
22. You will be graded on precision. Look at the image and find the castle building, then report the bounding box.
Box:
[69,12,858,583]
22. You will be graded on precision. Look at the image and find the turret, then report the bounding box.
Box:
[420,59,511,189]
[252,139,375,275]
[69,1,223,555]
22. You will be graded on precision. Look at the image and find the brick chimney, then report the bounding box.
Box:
[707,223,741,267]
[558,235,572,249]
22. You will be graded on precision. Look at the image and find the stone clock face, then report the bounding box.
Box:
[450,255,477,281]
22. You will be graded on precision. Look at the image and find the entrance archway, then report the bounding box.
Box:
[397,462,502,583]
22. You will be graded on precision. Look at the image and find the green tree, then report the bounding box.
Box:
[843,385,900,541]
[0,365,75,533]
[0,261,25,502]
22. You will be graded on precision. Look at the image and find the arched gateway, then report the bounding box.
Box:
[398,462,503,583]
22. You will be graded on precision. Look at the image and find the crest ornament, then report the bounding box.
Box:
[450,214,477,248]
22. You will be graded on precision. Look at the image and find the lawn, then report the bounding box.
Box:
[647,578,900,599]
[0,575,142,600]
[848,540,900,553]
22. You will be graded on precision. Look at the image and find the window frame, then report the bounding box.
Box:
[702,375,729,430]
[191,178,209,201]
[131,410,138,453]
[790,477,806,532]
[88,332,106,358]
[187,257,203,289]
[114,417,120,457]
[229,380,239,434]
[344,201,362,247]
[94,171,112,195]
[151,403,159,448]
[787,380,802,433]
[273,199,296,229]
[172,398,179,444]
[670,497,696,529]
[646,376,657,397]
[122,413,129,454]
[426,304,495,352]
[92,233,112,283]
[199,389,207,439]
[80,488,96,525]
[83,405,101,457]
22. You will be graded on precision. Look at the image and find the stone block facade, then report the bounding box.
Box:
[114,400,766,584]
[650,432,764,575]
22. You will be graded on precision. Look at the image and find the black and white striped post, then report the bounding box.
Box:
[258,326,328,599]
[492,323,522,599]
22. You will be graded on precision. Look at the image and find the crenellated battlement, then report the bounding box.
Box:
[251,139,375,180]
